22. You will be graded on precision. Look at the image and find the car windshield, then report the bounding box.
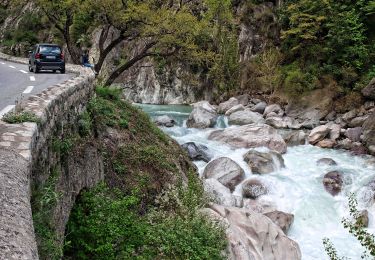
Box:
[39,46,61,54]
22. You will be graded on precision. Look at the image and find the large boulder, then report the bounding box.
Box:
[186,101,218,128]
[326,122,341,141]
[363,112,375,155]
[322,171,343,196]
[308,125,330,145]
[243,150,285,174]
[154,115,175,127]
[264,211,294,235]
[202,204,302,260]
[204,179,238,207]
[242,179,268,199]
[203,157,245,191]
[229,109,265,125]
[362,77,375,100]
[218,97,239,114]
[225,104,245,116]
[208,124,287,153]
[264,104,284,117]
[181,142,212,163]
[278,130,307,146]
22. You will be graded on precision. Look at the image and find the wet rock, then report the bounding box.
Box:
[278,130,307,146]
[181,142,212,162]
[209,124,287,153]
[154,115,175,127]
[251,101,267,114]
[203,179,236,207]
[358,210,369,228]
[264,211,294,235]
[242,179,268,199]
[225,104,245,116]
[362,77,375,100]
[363,112,375,155]
[308,125,330,144]
[203,157,245,191]
[186,101,218,129]
[228,109,265,125]
[218,97,239,114]
[264,104,284,117]
[317,158,337,166]
[244,150,285,174]
[323,171,343,196]
[345,127,362,142]
[202,204,302,260]
[316,139,336,149]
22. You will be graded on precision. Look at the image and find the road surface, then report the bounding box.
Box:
[0,59,73,118]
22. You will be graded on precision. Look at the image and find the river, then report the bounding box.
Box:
[140,104,375,260]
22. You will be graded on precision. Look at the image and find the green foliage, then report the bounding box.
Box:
[323,193,375,259]
[52,137,76,155]
[32,169,62,260]
[282,62,318,96]
[2,111,40,124]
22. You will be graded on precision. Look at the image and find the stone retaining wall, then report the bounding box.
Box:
[0,53,95,259]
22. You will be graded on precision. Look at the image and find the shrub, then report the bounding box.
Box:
[2,111,40,124]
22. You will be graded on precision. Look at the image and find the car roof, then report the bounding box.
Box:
[37,43,61,47]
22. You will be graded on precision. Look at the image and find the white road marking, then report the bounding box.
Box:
[0,105,15,118]
[30,76,36,81]
[19,70,28,74]
[1,62,5,65]
[9,65,16,69]
[23,86,34,94]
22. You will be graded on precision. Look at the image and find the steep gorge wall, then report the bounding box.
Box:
[0,53,97,259]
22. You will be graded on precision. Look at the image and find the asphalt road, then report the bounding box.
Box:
[0,59,73,118]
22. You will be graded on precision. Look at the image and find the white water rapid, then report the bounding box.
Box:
[140,104,375,260]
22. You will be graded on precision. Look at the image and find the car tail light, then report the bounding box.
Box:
[60,53,64,60]
[35,53,41,59]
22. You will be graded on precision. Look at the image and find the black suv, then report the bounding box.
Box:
[29,44,65,73]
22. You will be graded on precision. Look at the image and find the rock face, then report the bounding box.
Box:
[154,115,175,127]
[186,101,218,128]
[243,150,285,174]
[202,204,302,260]
[264,211,294,235]
[362,78,375,100]
[308,125,330,144]
[323,171,343,196]
[242,179,268,199]
[228,110,265,125]
[317,158,337,166]
[181,142,212,162]
[203,157,245,191]
[208,124,287,154]
[218,97,239,114]
[363,112,375,155]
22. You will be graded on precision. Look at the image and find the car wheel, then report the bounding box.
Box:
[28,65,33,72]
[34,66,39,74]
[52,70,56,73]
[60,68,65,74]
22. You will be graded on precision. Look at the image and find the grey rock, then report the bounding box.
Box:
[264,104,284,117]
[204,179,237,207]
[154,115,175,127]
[209,124,287,153]
[308,125,330,144]
[316,139,336,149]
[235,94,250,106]
[181,142,212,162]
[203,157,245,191]
[345,127,363,142]
[278,130,307,146]
[225,104,245,116]
[323,171,343,196]
[363,112,375,155]
[317,158,337,166]
[218,97,239,114]
[266,116,302,129]
[325,111,337,121]
[326,122,341,141]
[243,150,285,174]
[229,109,265,125]
[362,77,375,100]
[364,101,375,110]
[242,179,268,199]
[342,109,358,123]
[186,101,218,129]
[251,101,267,114]
[264,211,294,235]
[349,116,368,128]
